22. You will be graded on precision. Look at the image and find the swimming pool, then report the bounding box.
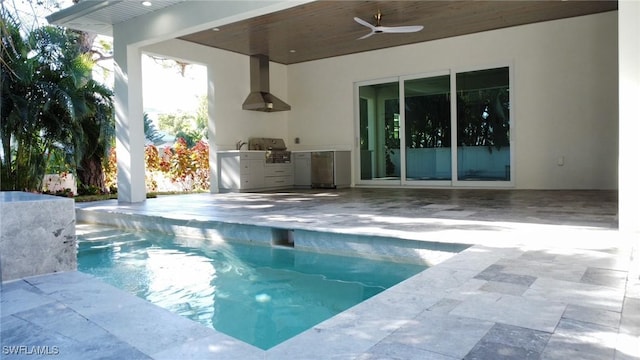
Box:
[77,224,427,350]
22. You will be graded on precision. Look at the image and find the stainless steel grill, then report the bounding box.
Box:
[248,137,291,163]
[265,151,291,163]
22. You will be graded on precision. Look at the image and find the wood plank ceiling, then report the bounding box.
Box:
[178,0,617,65]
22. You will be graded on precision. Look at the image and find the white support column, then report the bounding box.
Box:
[114,41,146,203]
[619,1,640,233]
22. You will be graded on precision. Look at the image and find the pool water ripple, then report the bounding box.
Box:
[77,225,426,349]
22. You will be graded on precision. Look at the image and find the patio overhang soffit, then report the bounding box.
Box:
[46,0,186,36]
[47,0,617,65]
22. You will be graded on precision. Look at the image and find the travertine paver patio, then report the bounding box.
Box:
[1,189,638,359]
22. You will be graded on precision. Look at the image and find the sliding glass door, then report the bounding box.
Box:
[358,81,400,183]
[456,67,510,182]
[404,75,451,182]
[356,66,511,187]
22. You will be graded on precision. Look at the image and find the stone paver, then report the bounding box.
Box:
[465,323,551,360]
[1,189,638,359]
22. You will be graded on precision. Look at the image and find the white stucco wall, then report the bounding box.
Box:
[143,40,289,150]
[110,1,308,200]
[144,11,617,191]
[618,0,640,233]
[288,11,618,190]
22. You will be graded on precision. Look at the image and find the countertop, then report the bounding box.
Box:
[290,149,351,153]
[216,149,351,153]
[216,150,265,154]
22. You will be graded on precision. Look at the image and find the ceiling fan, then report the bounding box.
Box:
[354,10,424,40]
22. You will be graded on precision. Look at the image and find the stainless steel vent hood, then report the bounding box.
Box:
[242,54,291,112]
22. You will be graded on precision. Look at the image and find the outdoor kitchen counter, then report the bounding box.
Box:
[216,150,265,154]
[290,150,351,188]
[217,151,293,192]
[290,149,348,152]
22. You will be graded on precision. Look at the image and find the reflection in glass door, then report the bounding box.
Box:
[359,82,400,181]
[404,75,451,181]
[456,67,510,181]
[357,66,511,186]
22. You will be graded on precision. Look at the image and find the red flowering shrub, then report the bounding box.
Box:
[104,148,117,193]
[103,140,210,193]
[190,140,210,191]
[145,145,161,172]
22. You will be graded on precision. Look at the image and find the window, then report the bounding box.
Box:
[404,75,451,181]
[359,81,400,180]
[356,66,511,186]
[456,67,510,181]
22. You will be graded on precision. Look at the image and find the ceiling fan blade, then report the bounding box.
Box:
[357,31,375,40]
[354,17,376,30]
[378,25,424,33]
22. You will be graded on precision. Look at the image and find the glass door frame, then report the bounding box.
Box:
[354,77,402,186]
[451,63,515,188]
[354,64,514,188]
[399,70,453,187]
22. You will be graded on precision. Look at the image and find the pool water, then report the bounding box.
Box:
[77,225,427,350]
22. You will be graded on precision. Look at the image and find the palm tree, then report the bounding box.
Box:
[1,11,114,192]
[34,26,115,193]
[1,13,54,190]
[74,80,113,192]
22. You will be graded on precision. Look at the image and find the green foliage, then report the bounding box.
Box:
[175,130,200,148]
[107,141,210,193]
[457,88,510,152]
[74,193,118,202]
[45,146,74,174]
[456,68,510,152]
[158,112,195,136]
[74,78,114,192]
[195,94,208,139]
[167,138,209,191]
[144,113,164,145]
[103,147,117,193]
[77,184,101,196]
[0,10,114,192]
[157,98,207,146]
[405,94,451,148]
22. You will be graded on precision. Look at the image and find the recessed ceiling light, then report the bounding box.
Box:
[212,27,220,32]
[141,1,152,6]
[289,49,296,53]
